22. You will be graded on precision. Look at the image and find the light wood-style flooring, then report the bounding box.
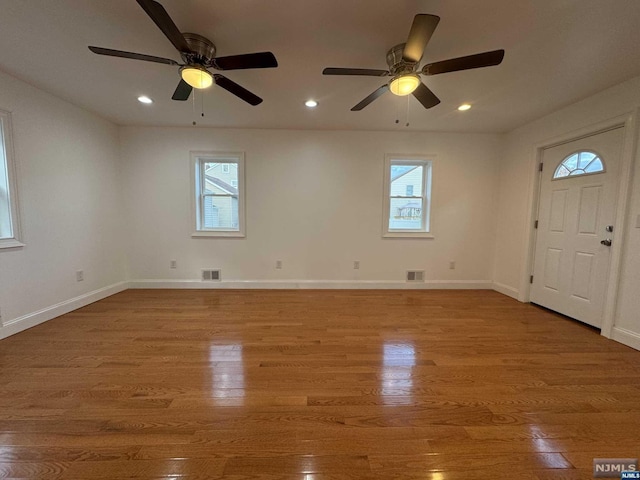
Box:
[0,289,639,479]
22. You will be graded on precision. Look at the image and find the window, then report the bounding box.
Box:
[383,154,433,238]
[553,150,604,179]
[191,152,245,237]
[0,109,23,249]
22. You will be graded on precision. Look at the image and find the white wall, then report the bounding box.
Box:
[493,75,640,348]
[120,127,501,286]
[0,70,127,338]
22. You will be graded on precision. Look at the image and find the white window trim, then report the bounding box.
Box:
[0,109,24,249]
[382,153,434,239]
[191,151,246,238]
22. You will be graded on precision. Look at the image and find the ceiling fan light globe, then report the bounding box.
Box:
[180,66,213,89]
[389,74,420,96]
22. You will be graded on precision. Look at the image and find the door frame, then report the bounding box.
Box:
[520,110,638,338]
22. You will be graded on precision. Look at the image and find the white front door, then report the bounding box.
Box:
[530,127,624,327]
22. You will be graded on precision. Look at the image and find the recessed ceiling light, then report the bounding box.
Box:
[458,103,471,111]
[305,100,318,108]
[138,96,153,104]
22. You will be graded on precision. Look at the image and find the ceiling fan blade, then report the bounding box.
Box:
[88,46,179,66]
[323,67,389,77]
[412,82,440,109]
[351,84,389,111]
[403,14,440,63]
[136,0,192,53]
[213,74,262,106]
[172,79,193,101]
[212,52,278,70]
[422,49,505,76]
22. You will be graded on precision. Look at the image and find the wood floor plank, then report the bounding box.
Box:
[60,458,226,479]
[0,289,639,478]
[368,452,574,472]
[223,455,370,475]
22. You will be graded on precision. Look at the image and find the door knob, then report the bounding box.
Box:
[600,239,612,246]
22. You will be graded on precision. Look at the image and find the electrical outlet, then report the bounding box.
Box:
[353,261,360,270]
[276,260,282,269]
[449,261,456,270]
[76,270,84,282]
[170,260,177,269]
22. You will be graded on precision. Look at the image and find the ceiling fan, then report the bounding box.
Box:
[323,14,504,111]
[88,0,277,105]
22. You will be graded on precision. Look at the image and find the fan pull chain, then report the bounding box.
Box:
[192,89,197,125]
[405,93,410,127]
[201,86,205,118]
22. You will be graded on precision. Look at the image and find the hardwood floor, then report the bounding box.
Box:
[0,289,639,479]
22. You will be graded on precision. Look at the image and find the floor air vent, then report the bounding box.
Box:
[406,270,425,282]
[202,269,221,281]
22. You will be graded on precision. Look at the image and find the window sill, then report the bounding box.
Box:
[383,232,434,239]
[0,238,25,249]
[192,231,245,238]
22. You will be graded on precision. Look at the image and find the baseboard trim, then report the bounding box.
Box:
[611,326,640,351]
[492,282,520,300]
[129,279,494,290]
[0,281,129,341]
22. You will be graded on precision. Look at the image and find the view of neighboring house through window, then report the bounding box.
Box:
[383,154,433,237]
[192,152,245,237]
[0,109,23,248]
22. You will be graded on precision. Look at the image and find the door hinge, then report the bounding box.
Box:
[539,163,544,172]
[534,220,538,229]
[530,275,534,284]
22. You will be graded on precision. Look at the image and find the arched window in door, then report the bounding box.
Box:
[553,150,604,179]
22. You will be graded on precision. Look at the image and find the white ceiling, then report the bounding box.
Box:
[1,0,640,133]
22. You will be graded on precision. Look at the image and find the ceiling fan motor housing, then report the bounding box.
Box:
[387,43,418,76]
[181,32,217,66]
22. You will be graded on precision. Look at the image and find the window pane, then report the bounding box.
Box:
[203,162,239,194]
[389,197,423,230]
[0,125,12,239]
[563,153,578,171]
[585,158,604,173]
[555,165,570,178]
[203,195,239,230]
[390,165,423,197]
[578,151,596,169]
